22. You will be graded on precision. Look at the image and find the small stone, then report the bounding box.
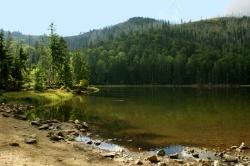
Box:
[2,113,10,117]
[38,124,49,130]
[31,121,40,126]
[158,162,167,166]
[231,146,238,149]
[224,154,238,163]
[86,140,92,145]
[135,159,143,165]
[74,119,80,124]
[80,129,86,132]
[170,153,179,159]
[147,155,159,163]
[24,137,37,144]
[192,153,199,158]
[14,114,27,120]
[50,135,63,141]
[9,142,19,147]
[239,142,249,150]
[157,149,166,156]
[213,160,221,166]
[102,152,116,158]
[94,140,101,146]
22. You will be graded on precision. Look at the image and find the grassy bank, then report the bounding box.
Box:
[0,89,74,106]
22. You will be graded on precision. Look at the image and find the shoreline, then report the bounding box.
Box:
[1,103,250,165]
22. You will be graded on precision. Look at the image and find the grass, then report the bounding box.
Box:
[2,89,74,106]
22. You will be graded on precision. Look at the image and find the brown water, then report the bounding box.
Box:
[26,87,250,151]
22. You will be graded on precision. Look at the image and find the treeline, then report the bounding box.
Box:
[79,17,250,85]
[0,24,88,91]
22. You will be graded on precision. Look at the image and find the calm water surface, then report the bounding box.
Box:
[26,87,250,151]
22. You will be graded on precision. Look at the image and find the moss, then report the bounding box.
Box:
[3,89,73,106]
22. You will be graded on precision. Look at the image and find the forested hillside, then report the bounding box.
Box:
[1,17,250,87]
[76,17,250,85]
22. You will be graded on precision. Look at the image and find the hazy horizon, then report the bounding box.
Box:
[0,0,249,36]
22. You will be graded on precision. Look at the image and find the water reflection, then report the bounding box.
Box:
[25,87,250,150]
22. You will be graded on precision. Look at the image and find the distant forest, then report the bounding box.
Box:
[1,17,250,88]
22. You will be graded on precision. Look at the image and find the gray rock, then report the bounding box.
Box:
[31,121,40,126]
[74,119,80,124]
[231,146,238,149]
[170,153,179,159]
[157,149,166,156]
[192,152,199,158]
[94,140,101,146]
[38,124,50,130]
[2,113,10,117]
[239,142,249,150]
[86,140,93,145]
[24,137,37,144]
[147,155,159,163]
[14,114,27,120]
[224,154,238,163]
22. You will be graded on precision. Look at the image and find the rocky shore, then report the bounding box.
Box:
[1,103,250,166]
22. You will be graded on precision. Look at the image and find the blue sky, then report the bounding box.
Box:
[0,0,246,36]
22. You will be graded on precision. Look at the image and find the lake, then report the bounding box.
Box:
[26,87,250,151]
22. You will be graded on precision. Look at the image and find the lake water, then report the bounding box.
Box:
[27,87,250,151]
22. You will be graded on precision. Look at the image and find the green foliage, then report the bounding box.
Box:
[34,68,45,91]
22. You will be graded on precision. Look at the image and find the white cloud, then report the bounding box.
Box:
[226,0,250,16]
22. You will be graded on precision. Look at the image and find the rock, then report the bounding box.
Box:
[102,152,116,158]
[175,159,184,164]
[147,155,159,163]
[158,162,167,166]
[82,122,89,129]
[38,124,50,130]
[2,113,10,117]
[13,114,27,120]
[170,153,179,159]
[74,119,80,124]
[24,137,37,144]
[86,140,92,145]
[231,146,238,149]
[9,142,19,147]
[80,129,86,132]
[239,142,249,150]
[31,121,40,126]
[50,135,63,141]
[192,153,199,158]
[213,160,221,166]
[224,154,238,163]
[157,149,166,156]
[94,140,101,146]
[135,159,143,165]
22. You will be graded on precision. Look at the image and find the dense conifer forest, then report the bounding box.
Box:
[1,16,250,89]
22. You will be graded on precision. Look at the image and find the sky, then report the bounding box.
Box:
[0,0,249,36]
